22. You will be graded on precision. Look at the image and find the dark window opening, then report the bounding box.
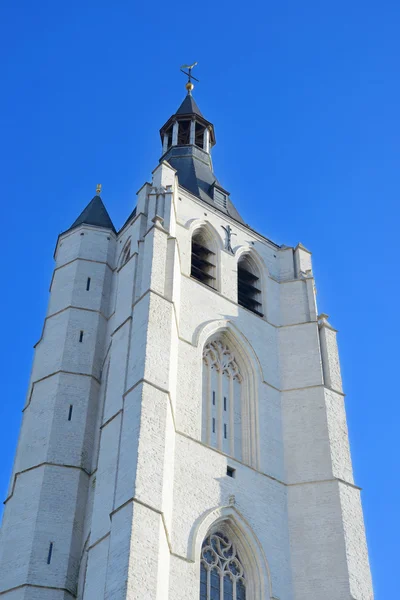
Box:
[227,466,235,478]
[121,242,131,267]
[212,391,216,405]
[191,233,216,288]
[79,331,84,343]
[177,120,191,145]
[47,542,53,564]
[212,418,216,433]
[195,122,205,148]
[86,277,91,291]
[238,260,263,316]
[224,424,227,439]
[68,405,73,421]
[224,397,227,411]
[166,126,173,149]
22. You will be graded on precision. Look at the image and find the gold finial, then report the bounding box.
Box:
[180,62,199,94]
[96,184,102,195]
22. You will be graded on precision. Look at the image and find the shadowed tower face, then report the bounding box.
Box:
[0,76,373,600]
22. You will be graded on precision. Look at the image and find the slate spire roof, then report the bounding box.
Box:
[175,94,203,117]
[69,194,116,233]
[159,93,244,224]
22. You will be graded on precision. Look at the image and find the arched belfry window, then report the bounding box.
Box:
[178,120,191,145]
[237,256,263,317]
[191,229,217,289]
[200,531,246,600]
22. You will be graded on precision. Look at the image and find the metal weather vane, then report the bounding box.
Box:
[180,62,199,93]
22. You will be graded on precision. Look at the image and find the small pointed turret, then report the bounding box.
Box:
[175,94,203,118]
[68,188,116,233]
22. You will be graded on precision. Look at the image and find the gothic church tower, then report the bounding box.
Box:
[0,79,373,599]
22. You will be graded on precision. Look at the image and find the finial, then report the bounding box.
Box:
[180,62,199,94]
[96,184,102,195]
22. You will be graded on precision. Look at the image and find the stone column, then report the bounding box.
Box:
[162,133,169,154]
[204,127,210,152]
[172,120,178,146]
[190,119,195,145]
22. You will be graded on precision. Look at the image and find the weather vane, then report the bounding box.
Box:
[180,62,199,94]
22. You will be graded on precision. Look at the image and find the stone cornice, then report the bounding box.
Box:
[4,461,91,506]
[0,583,76,597]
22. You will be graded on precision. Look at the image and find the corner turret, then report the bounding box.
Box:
[67,188,116,234]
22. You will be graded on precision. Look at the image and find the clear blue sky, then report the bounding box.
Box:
[0,1,397,596]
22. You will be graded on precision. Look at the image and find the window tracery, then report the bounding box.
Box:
[200,532,246,600]
[202,341,242,459]
[120,240,131,268]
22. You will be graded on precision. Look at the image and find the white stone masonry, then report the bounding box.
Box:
[0,162,373,599]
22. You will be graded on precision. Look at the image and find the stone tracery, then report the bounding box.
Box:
[200,532,246,600]
[203,340,242,382]
[202,339,243,461]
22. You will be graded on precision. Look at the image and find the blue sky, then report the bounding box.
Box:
[0,0,398,595]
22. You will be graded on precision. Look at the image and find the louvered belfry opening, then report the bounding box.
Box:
[238,257,263,316]
[191,232,216,288]
[178,120,191,145]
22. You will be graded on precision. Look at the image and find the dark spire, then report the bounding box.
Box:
[159,92,244,224]
[175,94,203,117]
[68,193,116,233]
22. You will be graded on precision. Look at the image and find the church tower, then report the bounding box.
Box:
[0,74,373,600]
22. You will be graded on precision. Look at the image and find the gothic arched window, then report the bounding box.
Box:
[237,255,263,317]
[202,340,243,460]
[191,229,217,289]
[200,532,246,600]
[120,240,131,268]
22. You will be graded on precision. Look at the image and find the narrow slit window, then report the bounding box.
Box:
[68,405,73,421]
[191,231,216,289]
[86,277,91,291]
[47,542,53,564]
[212,418,215,433]
[224,424,227,439]
[224,397,227,411]
[79,331,84,343]
[237,257,263,316]
[212,391,216,405]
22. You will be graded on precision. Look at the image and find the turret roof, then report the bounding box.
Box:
[175,94,203,117]
[69,195,116,233]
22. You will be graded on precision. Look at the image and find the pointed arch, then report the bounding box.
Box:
[194,319,264,382]
[189,220,222,290]
[198,321,261,468]
[186,218,224,252]
[191,505,272,600]
[118,237,132,269]
[236,249,265,317]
